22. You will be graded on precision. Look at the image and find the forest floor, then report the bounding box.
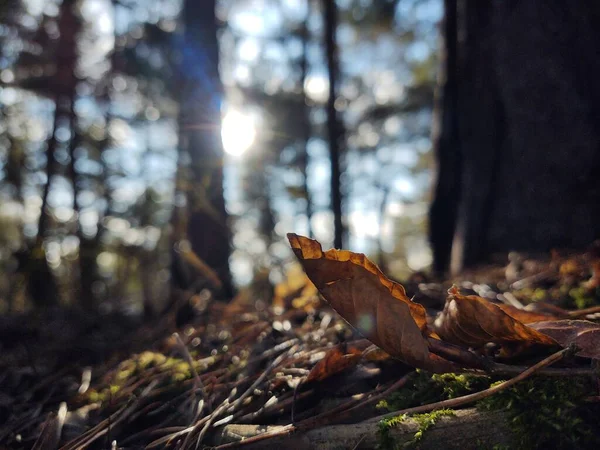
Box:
[2,244,600,449]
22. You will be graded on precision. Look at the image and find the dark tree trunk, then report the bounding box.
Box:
[323,0,345,249]
[299,1,313,238]
[176,0,234,299]
[431,0,600,274]
[29,0,80,307]
[429,0,461,275]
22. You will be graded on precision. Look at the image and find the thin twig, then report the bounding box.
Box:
[332,371,414,423]
[568,305,600,318]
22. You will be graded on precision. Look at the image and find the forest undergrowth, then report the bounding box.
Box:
[2,239,600,449]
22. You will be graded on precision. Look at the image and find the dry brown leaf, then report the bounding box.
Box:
[496,303,560,324]
[434,286,558,353]
[306,344,363,383]
[362,345,393,362]
[528,320,600,359]
[287,234,455,372]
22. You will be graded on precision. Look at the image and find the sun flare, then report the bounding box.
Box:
[221,109,256,156]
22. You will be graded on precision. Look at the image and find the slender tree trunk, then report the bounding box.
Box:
[429,0,461,275]
[37,104,60,244]
[323,0,345,249]
[177,0,234,299]
[430,0,600,273]
[299,0,313,238]
[38,0,79,242]
[30,0,79,307]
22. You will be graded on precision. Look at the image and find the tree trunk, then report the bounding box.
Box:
[431,0,600,274]
[29,0,80,308]
[429,0,461,275]
[177,0,234,299]
[299,0,314,238]
[323,0,345,249]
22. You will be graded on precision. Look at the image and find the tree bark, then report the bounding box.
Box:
[300,0,314,238]
[29,0,80,308]
[323,0,345,249]
[431,0,600,274]
[429,0,461,275]
[177,0,234,299]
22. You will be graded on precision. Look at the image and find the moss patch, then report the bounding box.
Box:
[376,372,600,449]
[477,377,600,449]
[82,351,218,405]
[377,409,455,449]
[376,371,492,412]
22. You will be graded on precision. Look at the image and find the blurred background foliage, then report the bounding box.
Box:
[0,0,441,314]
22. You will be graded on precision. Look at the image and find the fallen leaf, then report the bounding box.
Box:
[287,234,455,372]
[434,286,558,353]
[362,345,392,362]
[306,344,363,383]
[496,303,561,324]
[528,320,600,359]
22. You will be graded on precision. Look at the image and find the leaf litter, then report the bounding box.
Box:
[1,235,600,448]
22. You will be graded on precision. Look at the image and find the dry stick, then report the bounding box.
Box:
[331,371,414,422]
[194,346,298,447]
[294,371,414,427]
[194,396,235,450]
[227,344,299,415]
[213,345,574,449]
[568,305,600,318]
[510,270,554,290]
[60,400,134,450]
[235,390,315,424]
[173,332,205,393]
[291,371,413,427]
[173,332,207,421]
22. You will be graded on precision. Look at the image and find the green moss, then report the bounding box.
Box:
[376,372,600,449]
[377,413,407,450]
[412,409,455,442]
[377,409,455,449]
[81,351,205,406]
[477,377,600,449]
[137,351,167,369]
[569,286,598,310]
[377,371,491,412]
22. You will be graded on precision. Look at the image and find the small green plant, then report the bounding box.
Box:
[377,409,455,449]
[569,286,599,310]
[376,371,491,412]
[377,413,407,449]
[411,409,455,442]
